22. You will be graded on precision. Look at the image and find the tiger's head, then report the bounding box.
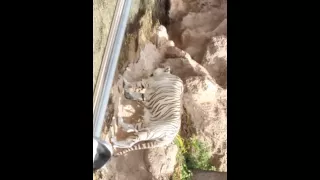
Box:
[150,66,171,77]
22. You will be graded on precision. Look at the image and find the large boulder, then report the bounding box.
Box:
[161,46,216,83]
[184,76,227,172]
[201,35,227,89]
[144,144,179,179]
[168,0,227,62]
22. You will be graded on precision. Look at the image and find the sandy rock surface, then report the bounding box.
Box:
[184,78,227,172]
[145,145,179,180]
[192,169,227,180]
[202,35,227,89]
[168,0,227,62]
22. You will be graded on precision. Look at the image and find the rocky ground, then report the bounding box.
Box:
[93,0,227,179]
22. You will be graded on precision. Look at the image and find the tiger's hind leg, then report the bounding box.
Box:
[113,117,146,148]
[122,76,146,101]
[111,131,149,148]
[118,117,139,133]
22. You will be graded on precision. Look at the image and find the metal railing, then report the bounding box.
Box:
[93,0,132,138]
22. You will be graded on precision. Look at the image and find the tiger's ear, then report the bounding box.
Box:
[164,66,170,73]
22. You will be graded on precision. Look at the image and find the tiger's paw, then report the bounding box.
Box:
[110,136,117,144]
[124,91,134,100]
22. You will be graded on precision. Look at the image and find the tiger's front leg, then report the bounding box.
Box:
[122,77,147,101]
[124,91,145,101]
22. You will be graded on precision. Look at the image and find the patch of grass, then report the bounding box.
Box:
[172,135,192,180]
[184,137,216,171]
[172,134,215,180]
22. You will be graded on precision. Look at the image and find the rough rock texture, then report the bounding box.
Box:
[161,46,227,172]
[144,145,179,180]
[192,170,227,180]
[161,46,215,83]
[165,1,227,171]
[184,77,227,172]
[201,35,227,89]
[101,151,150,180]
[168,0,227,62]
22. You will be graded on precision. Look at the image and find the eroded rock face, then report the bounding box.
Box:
[161,46,227,172]
[168,0,227,62]
[184,77,227,172]
[201,35,227,89]
[96,150,151,180]
[145,144,179,179]
[161,46,215,83]
[192,169,227,180]
[165,3,227,170]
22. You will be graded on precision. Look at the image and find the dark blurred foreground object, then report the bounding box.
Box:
[192,169,227,180]
[93,137,114,171]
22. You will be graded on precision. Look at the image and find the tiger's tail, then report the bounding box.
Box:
[114,140,169,156]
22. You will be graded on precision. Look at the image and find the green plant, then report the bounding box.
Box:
[172,135,216,180]
[173,135,192,180]
[185,137,216,171]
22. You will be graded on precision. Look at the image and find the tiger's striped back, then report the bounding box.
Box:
[115,67,184,156]
[143,73,184,140]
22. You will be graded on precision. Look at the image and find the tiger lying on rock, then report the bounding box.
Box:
[111,66,184,156]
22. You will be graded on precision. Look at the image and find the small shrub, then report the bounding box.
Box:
[173,135,215,180]
[185,137,216,171]
[173,135,192,180]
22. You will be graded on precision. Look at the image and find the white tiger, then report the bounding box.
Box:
[111,66,184,156]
